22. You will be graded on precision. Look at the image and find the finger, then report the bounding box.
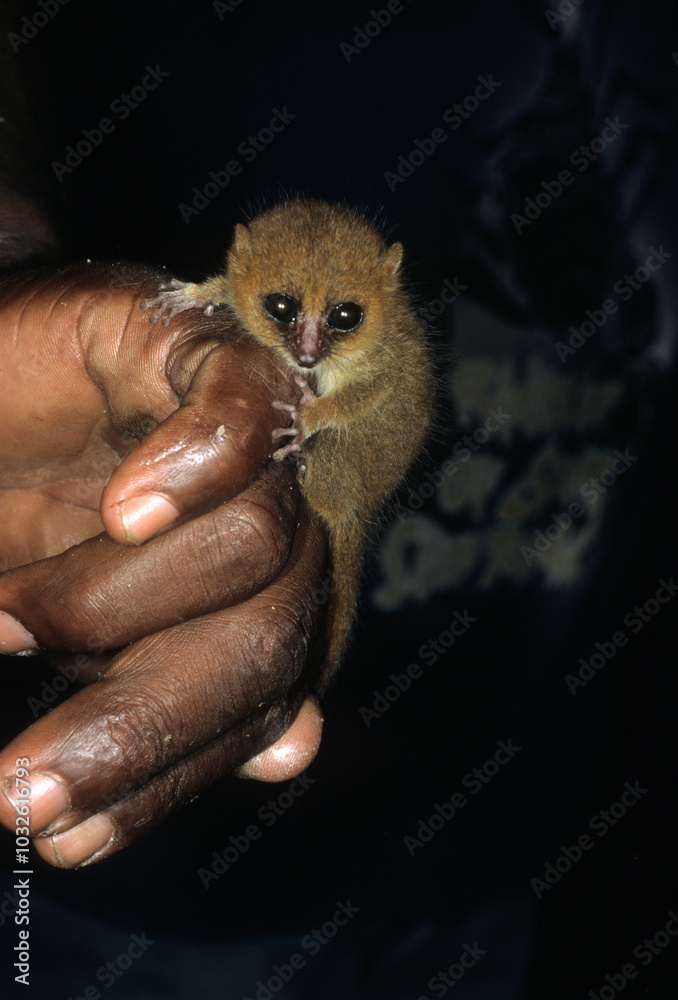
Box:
[0,460,298,653]
[30,693,307,869]
[0,508,328,855]
[99,330,298,546]
[28,695,324,867]
[234,695,324,782]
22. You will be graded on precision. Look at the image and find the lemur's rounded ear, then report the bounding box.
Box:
[384,242,403,274]
[231,223,251,255]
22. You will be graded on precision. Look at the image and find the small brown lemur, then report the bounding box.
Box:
[140,199,433,688]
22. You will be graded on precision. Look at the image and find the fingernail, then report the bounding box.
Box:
[2,773,70,833]
[0,611,38,655]
[51,813,115,868]
[119,493,179,545]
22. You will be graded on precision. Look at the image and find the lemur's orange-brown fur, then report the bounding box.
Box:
[142,200,433,688]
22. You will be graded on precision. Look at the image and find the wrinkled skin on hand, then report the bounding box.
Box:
[0,262,329,867]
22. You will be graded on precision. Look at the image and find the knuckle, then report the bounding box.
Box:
[243,605,309,692]
[230,501,293,573]
[97,684,183,773]
[174,508,289,607]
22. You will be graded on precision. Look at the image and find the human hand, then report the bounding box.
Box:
[0,262,329,867]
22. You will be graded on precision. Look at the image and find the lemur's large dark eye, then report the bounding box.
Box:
[264,293,297,324]
[327,302,363,333]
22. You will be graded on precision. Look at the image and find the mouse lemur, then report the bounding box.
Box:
[141,199,433,688]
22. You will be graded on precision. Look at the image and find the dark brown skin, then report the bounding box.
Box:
[142,200,434,686]
[0,263,330,868]
[0,2,329,870]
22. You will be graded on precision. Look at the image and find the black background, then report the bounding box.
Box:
[1,1,677,997]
